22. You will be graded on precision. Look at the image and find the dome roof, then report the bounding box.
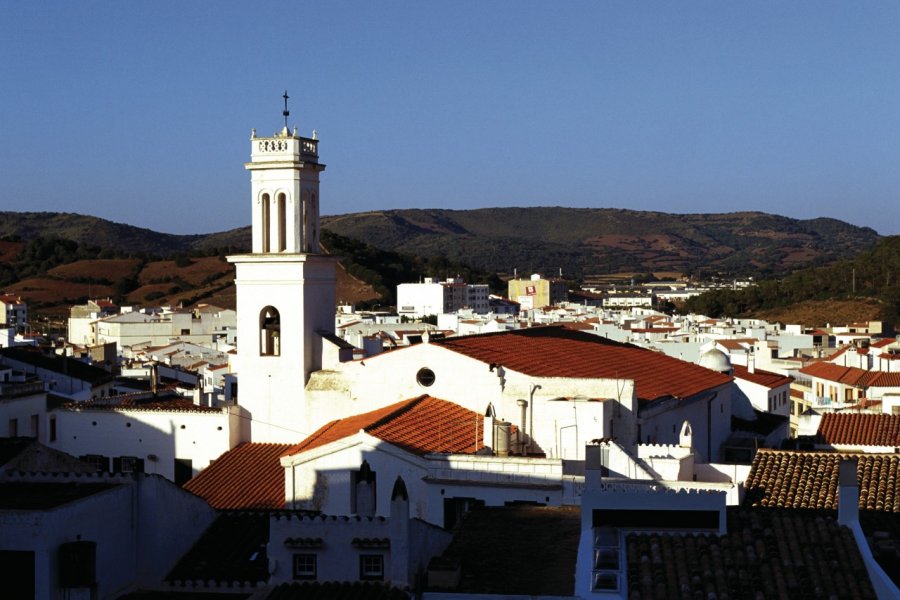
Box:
[699,347,732,374]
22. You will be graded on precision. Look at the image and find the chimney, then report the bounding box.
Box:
[748,355,755,374]
[585,444,604,488]
[838,458,859,526]
[389,476,411,588]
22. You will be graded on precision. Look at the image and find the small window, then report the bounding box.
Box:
[31,414,39,438]
[8,418,18,437]
[416,367,436,387]
[293,554,317,580]
[359,554,384,581]
[115,456,145,474]
[49,416,57,442]
[81,454,110,472]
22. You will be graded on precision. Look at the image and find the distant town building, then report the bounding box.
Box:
[507,273,568,309]
[396,277,490,318]
[0,294,27,332]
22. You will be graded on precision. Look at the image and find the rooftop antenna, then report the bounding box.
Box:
[282,90,290,129]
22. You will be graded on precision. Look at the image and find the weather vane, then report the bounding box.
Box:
[282,90,290,129]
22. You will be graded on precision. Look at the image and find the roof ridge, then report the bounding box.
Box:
[363,395,429,433]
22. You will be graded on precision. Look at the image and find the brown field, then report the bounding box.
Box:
[584,234,689,255]
[47,259,142,281]
[8,277,115,305]
[335,263,380,305]
[138,256,232,286]
[126,283,175,305]
[753,299,883,328]
[0,241,24,263]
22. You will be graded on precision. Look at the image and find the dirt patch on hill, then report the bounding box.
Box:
[335,263,380,305]
[138,256,232,286]
[47,259,142,281]
[753,299,883,328]
[0,240,24,263]
[8,277,115,306]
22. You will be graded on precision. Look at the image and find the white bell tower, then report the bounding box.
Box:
[228,94,337,443]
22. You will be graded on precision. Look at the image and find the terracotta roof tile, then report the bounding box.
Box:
[427,505,580,596]
[716,338,756,351]
[285,396,484,457]
[166,512,269,585]
[183,443,291,510]
[818,413,900,447]
[61,390,220,413]
[732,364,793,389]
[265,582,409,600]
[801,362,900,388]
[626,508,876,600]
[745,449,900,512]
[431,326,731,402]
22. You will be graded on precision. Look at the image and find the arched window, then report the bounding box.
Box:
[261,193,271,252]
[259,306,280,356]
[277,193,287,252]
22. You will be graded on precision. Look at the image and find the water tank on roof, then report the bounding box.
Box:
[494,420,511,457]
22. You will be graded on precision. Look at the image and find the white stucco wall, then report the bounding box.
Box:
[49,405,240,480]
[0,472,215,599]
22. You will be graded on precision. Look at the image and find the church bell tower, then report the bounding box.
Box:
[228,94,338,443]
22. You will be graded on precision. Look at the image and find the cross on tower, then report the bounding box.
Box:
[282,90,290,129]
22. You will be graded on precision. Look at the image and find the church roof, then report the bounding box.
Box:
[431,326,732,402]
[284,395,484,458]
[183,443,291,510]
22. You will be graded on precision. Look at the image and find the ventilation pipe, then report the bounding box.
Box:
[517,399,528,455]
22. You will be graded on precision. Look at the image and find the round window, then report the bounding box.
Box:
[416,367,436,387]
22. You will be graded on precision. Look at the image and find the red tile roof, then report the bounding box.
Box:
[716,338,756,351]
[745,449,900,512]
[800,362,900,388]
[818,413,900,447]
[731,364,793,389]
[285,395,484,457]
[872,338,896,348]
[431,326,731,402]
[626,508,876,600]
[183,443,291,510]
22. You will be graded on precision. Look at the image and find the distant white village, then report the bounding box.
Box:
[1,121,899,600]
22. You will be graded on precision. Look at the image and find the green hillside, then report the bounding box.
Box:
[683,236,900,327]
[322,207,880,278]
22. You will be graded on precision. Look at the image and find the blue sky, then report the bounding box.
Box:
[2,2,899,235]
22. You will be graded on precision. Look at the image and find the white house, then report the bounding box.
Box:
[0,468,215,599]
[397,277,490,318]
[48,390,241,484]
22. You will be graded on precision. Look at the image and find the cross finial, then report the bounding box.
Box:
[282,90,290,129]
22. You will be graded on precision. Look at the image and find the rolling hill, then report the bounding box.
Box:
[321,208,880,278]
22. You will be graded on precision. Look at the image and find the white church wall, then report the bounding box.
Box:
[284,434,431,520]
[307,345,640,462]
